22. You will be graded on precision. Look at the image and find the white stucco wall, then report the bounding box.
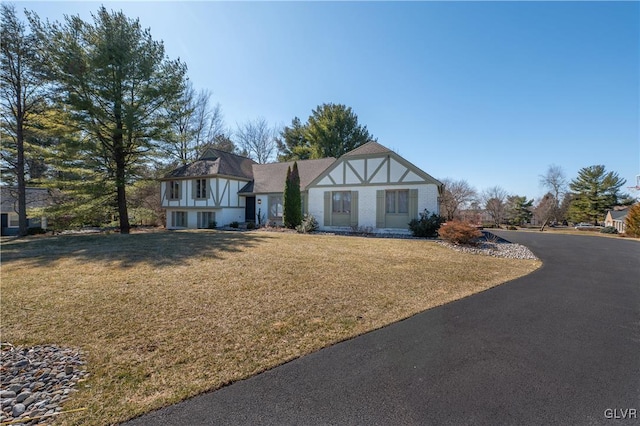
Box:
[162,177,249,229]
[165,207,246,229]
[308,184,440,233]
[161,178,248,209]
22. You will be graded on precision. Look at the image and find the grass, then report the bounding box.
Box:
[1,230,540,425]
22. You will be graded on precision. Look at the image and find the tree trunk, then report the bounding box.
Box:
[15,85,27,237]
[113,103,130,235]
[539,218,548,232]
[114,149,130,234]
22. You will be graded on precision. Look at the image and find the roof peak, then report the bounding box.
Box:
[342,141,392,157]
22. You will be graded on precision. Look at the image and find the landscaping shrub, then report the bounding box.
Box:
[229,221,239,229]
[439,220,482,245]
[296,214,319,234]
[408,209,445,238]
[26,227,47,235]
[208,221,217,229]
[507,225,517,230]
[246,221,256,230]
[600,226,618,234]
[625,203,640,237]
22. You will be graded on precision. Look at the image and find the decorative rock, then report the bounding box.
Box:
[11,403,25,417]
[0,343,87,424]
[437,238,538,260]
[22,395,36,407]
[8,384,23,393]
[15,391,31,403]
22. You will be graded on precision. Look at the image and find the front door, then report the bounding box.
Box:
[245,197,256,222]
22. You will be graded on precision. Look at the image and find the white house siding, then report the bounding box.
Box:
[308,184,440,233]
[161,177,248,229]
[164,207,245,229]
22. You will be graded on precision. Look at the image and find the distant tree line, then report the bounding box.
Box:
[439,164,636,230]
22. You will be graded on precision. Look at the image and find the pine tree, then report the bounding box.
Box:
[283,162,302,229]
[30,7,187,233]
[1,4,48,236]
[568,165,627,225]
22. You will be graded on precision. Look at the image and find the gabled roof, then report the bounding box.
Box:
[307,141,442,189]
[607,210,628,221]
[240,158,336,194]
[1,187,53,212]
[342,141,392,157]
[163,149,256,180]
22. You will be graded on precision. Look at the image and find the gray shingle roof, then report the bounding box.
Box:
[608,210,628,221]
[342,141,391,157]
[163,149,256,180]
[1,187,53,212]
[241,158,336,194]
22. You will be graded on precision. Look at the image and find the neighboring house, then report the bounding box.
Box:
[604,209,628,233]
[1,187,52,236]
[161,142,443,233]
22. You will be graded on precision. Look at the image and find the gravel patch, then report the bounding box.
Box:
[1,343,88,425]
[437,233,539,260]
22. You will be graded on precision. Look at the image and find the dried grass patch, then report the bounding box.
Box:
[1,230,540,425]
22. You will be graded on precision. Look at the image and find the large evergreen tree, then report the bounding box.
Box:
[1,4,48,236]
[283,161,301,229]
[30,6,187,234]
[568,165,627,225]
[506,195,533,226]
[276,104,375,160]
[276,117,312,161]
[306,103,374,158]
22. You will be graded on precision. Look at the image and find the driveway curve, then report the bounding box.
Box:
[125,232,639,425]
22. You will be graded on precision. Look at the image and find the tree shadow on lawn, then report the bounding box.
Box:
[0,230,272,268]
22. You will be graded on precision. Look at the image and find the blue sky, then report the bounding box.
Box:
[16,1,640,201]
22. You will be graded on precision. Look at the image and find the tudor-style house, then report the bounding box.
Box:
[160,142,443,233]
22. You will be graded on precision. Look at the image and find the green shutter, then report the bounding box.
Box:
[376,190,385,228]
[324,191,331,226]
[350,191,359,227]
[191,180,196,199]
[409,189,419,220]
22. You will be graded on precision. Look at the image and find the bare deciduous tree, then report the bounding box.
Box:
[539,164,567,222]
[482,186,509,227]
[534,192,557,230]
[235,118,277,164]
[539,164,567,201]
[163,82,226,165]
[439,178,478,220]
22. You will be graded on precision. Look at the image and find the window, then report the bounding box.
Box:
[168,181,180,200]
[197,211,216,229]
[194,179,207,199]
[332,191,351,214]
[269,195,283,218]
[8,213,19,227]
[386,190,409,214]
[171,211,187,227]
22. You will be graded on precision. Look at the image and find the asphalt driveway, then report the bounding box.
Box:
[125,232,639,425]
